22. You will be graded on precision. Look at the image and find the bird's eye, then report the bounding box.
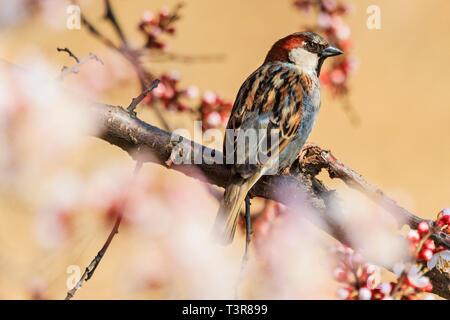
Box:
[304,40,316,50]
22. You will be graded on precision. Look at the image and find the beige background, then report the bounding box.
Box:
[0,0,449,298]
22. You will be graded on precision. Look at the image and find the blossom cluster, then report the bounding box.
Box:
[198,91,233,130]
[294,0,358,96]
[437,207,450,234]
[138,5,181,51]
[425,208,450,275]
[135,6,234,129]
[333,208,450,300]
[332,244,387,300]
[143,72,198,112]
[140,72,234,128]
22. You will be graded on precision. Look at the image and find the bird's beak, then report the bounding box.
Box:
[321,45,343,57]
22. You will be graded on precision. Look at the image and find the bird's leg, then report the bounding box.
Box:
[242,196,253,273]
[245,195,253,236]
[234,195,253,299]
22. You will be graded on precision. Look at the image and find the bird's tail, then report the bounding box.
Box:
[212,174,261,245]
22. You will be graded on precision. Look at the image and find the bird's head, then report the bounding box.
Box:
[265,32,343,75]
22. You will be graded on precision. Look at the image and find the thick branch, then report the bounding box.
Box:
[89,102,449,298]
[91,103,347,237]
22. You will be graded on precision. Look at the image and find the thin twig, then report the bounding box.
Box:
[103,0,128,46]
[77,1,174,131]
[65,214,122,300]
[57,47,80,63]
[152,103,171,131]
[127,79,160,113]
[76,2,172,131]
[57,53,103,81]
[69,0,116,49]
[65,159,144,300]
[125,50,171,131]
[341,95,360,127]
[143,52,226,63]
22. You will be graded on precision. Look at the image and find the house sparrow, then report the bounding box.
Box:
[213,32,343,244]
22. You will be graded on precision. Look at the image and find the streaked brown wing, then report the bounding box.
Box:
[224,63,309,178]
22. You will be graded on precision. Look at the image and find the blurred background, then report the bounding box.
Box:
[0,0,448,299]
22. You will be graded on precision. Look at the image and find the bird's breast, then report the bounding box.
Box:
[297,83,321,138]
[277,84,321,170]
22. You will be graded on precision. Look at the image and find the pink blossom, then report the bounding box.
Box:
[322,0,337,12]
[206,111,222,127]
[427,250,450,273]
[336,287,351,299]
[358,287,372,300]
[185,85,199,99]
[377,282,392,295]
[152,82,166,98]
[330,16,350,40]
[407,229,420,242]
[317,12,332,29]
[142,10,155,24]
[366,274,377,289]
[417,221,430,235]
[344,57,359,73]
[330,69,345,84]
[169,71,181,81]
[151,26,162,37]
[406,265,430,289]
[159,6,170,19]
[333,267,348,282]
[202,90,217,105]
[419,248,434,261]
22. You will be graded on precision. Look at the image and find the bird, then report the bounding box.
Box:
[212,32,343,244]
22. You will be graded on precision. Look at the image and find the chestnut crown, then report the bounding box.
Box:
[264,32,343,75]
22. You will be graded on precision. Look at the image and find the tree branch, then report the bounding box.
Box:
[65,213,122,300]
[103,0,128,46]
[127,79,160,113]
[56,52,103,80]
[89,102,449,298]
[297,143,450,249]
[57,47,80,63]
